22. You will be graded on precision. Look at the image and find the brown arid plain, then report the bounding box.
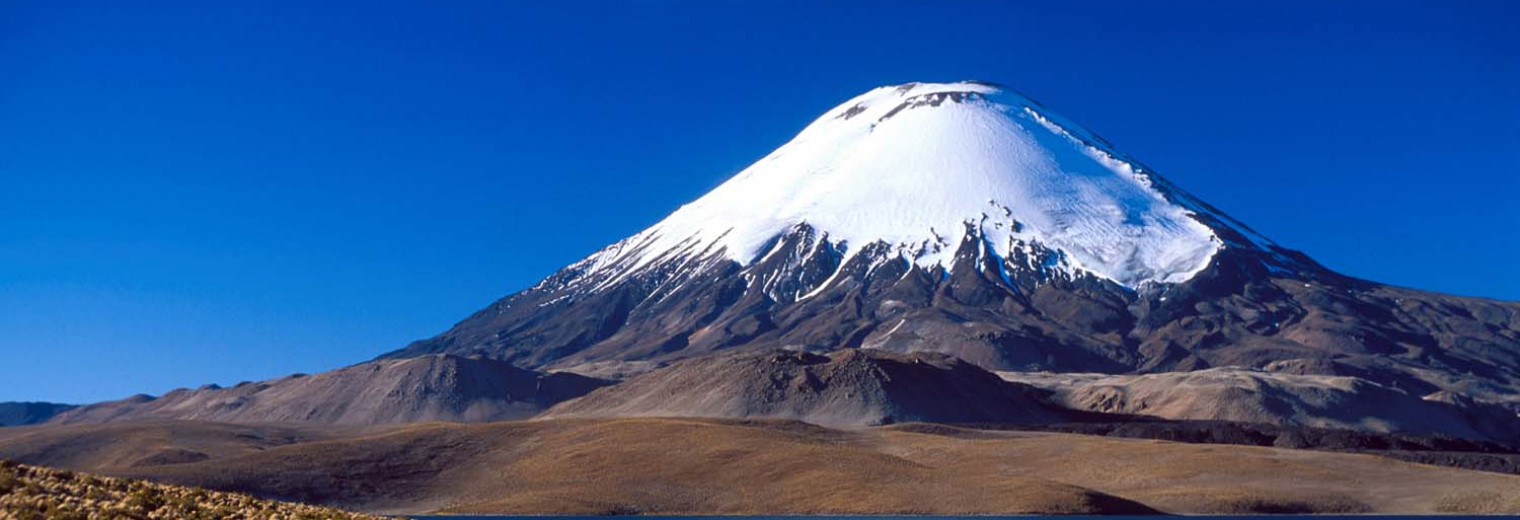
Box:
[3,417,1520,515]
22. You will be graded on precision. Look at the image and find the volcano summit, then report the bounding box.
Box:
[559,80,1234,289]
[380,81,1520,431]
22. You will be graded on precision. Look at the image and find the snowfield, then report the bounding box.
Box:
[578,81,1231,289]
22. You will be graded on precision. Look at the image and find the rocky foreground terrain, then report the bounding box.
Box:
[2,418,1519,515]
[0,459,387,520]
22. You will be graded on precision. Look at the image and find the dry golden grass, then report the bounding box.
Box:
[3,418,1520,515]
[1433,489,1520,514]
[0,459,387,520]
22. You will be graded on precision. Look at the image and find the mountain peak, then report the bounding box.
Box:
[383,82,1520,417]
[576,80,1236,289]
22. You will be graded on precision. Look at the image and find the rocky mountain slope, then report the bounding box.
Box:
[376,81,1520,440]
[542,349,1068,426]
[49,354,608,425]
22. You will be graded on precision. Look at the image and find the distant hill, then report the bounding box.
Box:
[49,354,609,425]
[0,402,76,427]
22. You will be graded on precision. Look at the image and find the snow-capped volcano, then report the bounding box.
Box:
[383,82,1520,417]
[580,81,1230,290]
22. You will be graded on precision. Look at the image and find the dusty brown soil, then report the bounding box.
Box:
[2,418,1519,515]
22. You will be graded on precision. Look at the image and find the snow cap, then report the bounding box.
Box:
[583,81,1225,288]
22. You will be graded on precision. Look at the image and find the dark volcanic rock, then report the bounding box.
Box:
[540,348,1070,427]
[49,355,610,425]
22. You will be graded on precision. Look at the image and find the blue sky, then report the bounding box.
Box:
[2,1,1516,403]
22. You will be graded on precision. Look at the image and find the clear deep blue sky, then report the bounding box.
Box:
[2,1,1516,403]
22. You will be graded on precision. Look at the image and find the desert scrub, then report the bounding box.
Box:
[0,459,394,520]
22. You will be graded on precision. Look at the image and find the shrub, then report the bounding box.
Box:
[126,487,166,513]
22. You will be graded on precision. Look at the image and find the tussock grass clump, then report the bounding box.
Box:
[0,459,388,520]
